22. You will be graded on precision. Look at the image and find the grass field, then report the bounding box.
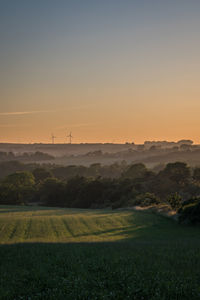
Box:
[0,205,200,299]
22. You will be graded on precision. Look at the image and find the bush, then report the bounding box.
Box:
[179,200,200,224]
[129,193,160,207]
[167,193,182,210]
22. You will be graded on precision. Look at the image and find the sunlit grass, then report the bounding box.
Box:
[0,205,200,244]
[0,206,143,243]
[1,205,200,299]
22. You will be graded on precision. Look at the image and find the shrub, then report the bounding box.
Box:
[130,193,160,207]
[179,200,200,224]
[167,193,182,210]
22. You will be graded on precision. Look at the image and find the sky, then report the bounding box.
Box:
[1,0,200,144]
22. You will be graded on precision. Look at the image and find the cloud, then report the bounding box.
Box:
[0,105,96,116]
[0,110,54,116]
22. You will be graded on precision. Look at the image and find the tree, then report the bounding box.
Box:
[52,165,88,180]
[76,179,106,208]
[122,163,148,180]
[0,160,27,179]
[160,162,190,186]
[177,139,193,145]
[88,163,101,177]
[193,168,200,182]
[180,144,191,151]
[0,171,35,205]
[38,177,65,206]
[32,168,53,183]
[2,171,35,187]
[65,176,89,207]
[179,199,200,224]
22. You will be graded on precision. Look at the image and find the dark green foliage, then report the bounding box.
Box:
[122,163,148,179]
[181,183,200,199]
[167,193,182,210]
[75,179,106,208]
[52,162,125,180]
[2,171,35,186]
[0,172,35,205]
[160,162,190,185]
[150,176,177,200]
[193,167,200,182]
[1,161,200,212]
[32,168,53,183]
[1,242,200,299]
[52,165,87,180]
[133,193,160,207]
[1,206,200,298]
[64,176,89,207]
[179,199,200,224]
[38,178,65,206]
[88,163,102,177]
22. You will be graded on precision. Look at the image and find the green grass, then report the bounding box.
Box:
[0,205,200,299]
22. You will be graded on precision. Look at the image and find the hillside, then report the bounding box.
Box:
[1,206,200,299]
[0,205,199,244]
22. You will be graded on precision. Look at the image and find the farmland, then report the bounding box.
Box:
[0,206,200,299]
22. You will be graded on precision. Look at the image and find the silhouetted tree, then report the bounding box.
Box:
[0,171,35,205]
[160,162,190,186]
[193,167,200,182]
[38,177,65,206]
[65,176,89,207]
[32,168,53,183]
[122,163,148,180]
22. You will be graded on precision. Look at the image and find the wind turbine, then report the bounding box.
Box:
[67,132,73,144]
[51,133,56,144]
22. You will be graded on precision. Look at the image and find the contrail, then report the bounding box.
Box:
[0,110,54,116]
[0,105,96,116]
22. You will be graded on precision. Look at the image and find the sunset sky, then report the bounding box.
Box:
[1,0,200,144]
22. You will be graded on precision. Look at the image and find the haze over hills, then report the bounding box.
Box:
[0,139,200,167]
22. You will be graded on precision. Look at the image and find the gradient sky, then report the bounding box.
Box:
[1,0,200,143]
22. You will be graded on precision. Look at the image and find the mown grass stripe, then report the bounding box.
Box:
[0,205,200,244]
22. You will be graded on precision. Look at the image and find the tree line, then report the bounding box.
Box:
[1,161,200,223]
[0,151,54,162]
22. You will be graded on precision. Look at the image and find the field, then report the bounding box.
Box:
[0,206,200,299]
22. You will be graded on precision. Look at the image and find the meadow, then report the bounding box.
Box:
[0,205,200,299]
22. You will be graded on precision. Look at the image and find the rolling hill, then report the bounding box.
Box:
[1,206,200,299]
